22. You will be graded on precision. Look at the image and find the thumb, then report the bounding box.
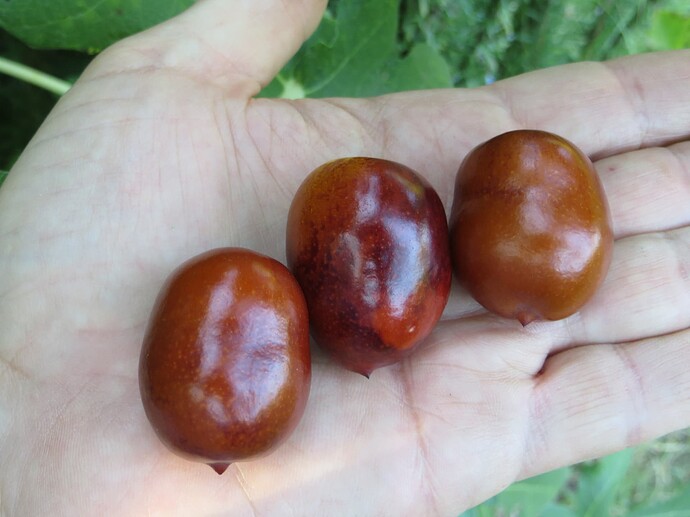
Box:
[86,0,328,96]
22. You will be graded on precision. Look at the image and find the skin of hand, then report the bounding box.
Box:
[1,0,689,514]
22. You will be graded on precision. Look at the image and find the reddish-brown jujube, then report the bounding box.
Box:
[449,129,613,324]
[139,248,311,474]
[286,157,451,376]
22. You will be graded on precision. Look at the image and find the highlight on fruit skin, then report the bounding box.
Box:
[286,157,452,376]
[139,248,311,474]
[449,129,614,324]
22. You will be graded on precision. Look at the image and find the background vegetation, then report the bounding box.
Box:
[1,0,690,514]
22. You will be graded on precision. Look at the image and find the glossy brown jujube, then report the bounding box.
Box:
[449,130,613,324]
[286,157,451,376]
[139,248,311,474]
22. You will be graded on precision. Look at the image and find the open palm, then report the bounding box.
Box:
[1,1,689,515]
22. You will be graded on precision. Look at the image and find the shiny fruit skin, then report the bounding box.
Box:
[286,157,451,376]
[449,130,613,324]
[139,248,311,474]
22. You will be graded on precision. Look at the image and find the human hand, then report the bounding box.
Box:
[0,0,689,514]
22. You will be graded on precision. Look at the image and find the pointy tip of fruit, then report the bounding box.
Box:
[209,462,230,475]
[517,311,537,327]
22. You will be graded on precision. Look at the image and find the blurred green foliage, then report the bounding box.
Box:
[260,0,452,98]
[399,0,688,86]
[462,430,690,516]
[460,466,573,516]
[0,0,193,52]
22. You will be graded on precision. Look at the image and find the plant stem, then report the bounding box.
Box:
[0,57,72,95]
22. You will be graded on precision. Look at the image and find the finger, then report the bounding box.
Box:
[288,50,690,196]
[520,328,690,479]
[596,141,690,239]
[491,51,690,158]
[86,0,327,95]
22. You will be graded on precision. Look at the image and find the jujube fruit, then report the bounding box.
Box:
[286,157,451,376]
[449,129,613,324]
[139,248,311,474]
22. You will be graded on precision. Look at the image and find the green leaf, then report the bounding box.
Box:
[649,10,690,50]
[505,0,602,74]
[581,0,647,60]
[387,43,452,91]
[572,448,635,517]
[457,503,493,517]
[0,0,194,52]
[462,0,525,86]
[627,487,690,517]
[261,0,452,98]
[460,467,572,516]
[257,76,286,99]
[295,0,400,97]
[0,170,8,188]
[492,467,572,515]
[540,502,579,517]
